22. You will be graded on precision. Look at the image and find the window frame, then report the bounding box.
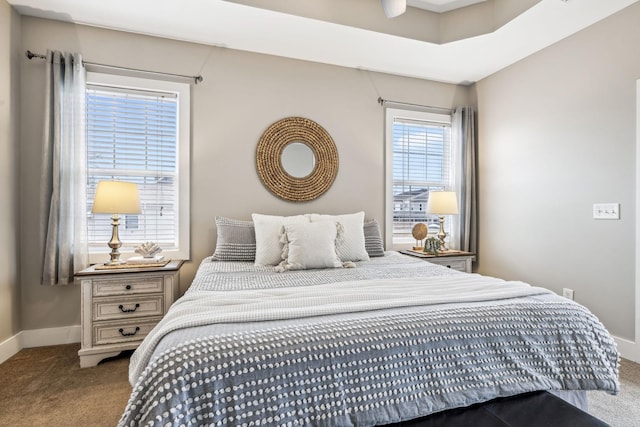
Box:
[385,107,454,251]
[85,72,191,263]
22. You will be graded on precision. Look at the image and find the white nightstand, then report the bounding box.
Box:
[400,250,475,273]
[76,260,183,368]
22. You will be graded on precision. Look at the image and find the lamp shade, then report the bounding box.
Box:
[92,181,141,214]
[426,191,459,215]
[381,0,406,18]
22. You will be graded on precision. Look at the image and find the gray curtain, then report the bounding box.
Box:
[452,106,477,254]
[40,50,89,285]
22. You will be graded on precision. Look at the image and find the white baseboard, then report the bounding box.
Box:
[0,325,81,365]
[614,335,640,363]
[0,332,22,365]
[21,325,81,348]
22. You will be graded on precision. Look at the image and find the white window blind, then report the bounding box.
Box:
[85,73,190,261]
[386,109,453,247]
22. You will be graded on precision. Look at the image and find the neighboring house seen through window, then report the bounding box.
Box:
[85,73,190,262]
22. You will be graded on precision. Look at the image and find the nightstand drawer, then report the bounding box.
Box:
[92,276,164,296]
[93,295,164,321]
[93,317,162,345]
[429,259,467,271]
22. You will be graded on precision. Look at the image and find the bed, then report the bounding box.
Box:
[119,214,619,427]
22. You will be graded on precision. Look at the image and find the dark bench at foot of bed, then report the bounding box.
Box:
[395,391,609,427]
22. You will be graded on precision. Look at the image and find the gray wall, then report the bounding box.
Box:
[475,3,640,340]
[18,16,469,332]
[0,0,20,344]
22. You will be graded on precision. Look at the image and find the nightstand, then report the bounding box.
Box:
[76,259,183,368]
[400,250,475,273]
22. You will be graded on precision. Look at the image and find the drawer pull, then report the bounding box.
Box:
[119,326,140,337]
[119,303,140,313]
[125,285,132,290]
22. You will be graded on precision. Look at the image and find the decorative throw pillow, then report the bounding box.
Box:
[278,221,342,271]
[211,217,256,261]
[309,212,370,262]
[252,213,309,266]
[364,219,385,257]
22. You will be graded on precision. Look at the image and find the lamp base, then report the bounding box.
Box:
[104,214,125,266]
[437,215,449,251]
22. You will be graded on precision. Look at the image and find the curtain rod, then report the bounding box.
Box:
[378,97,452,114]
[26,50,203,85]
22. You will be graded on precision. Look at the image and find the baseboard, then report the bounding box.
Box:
[21,325,81,348]
[614,335,640,363]
[0,325,81,365]
[0,332,23,365]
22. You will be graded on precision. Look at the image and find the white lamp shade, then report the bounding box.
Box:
[426,191,459,215]
[92,181,141,214]
[381,0,406,18]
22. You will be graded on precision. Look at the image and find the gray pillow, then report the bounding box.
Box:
[364,219,385,257]
[212,216,256,261]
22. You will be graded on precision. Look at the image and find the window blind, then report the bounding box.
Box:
[391,117,452,240]
[86,85,180,251]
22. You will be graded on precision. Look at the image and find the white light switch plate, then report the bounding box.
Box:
[593,203,620,220]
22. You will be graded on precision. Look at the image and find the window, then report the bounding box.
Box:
[385,108,454,249]
[85,73,190,262]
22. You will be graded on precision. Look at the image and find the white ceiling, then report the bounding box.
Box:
[408,0,487,13]
[8,0,639,85]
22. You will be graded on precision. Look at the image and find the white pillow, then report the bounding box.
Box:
[309,212,370,262]
[252,213,309,266]
[279,222,342,271]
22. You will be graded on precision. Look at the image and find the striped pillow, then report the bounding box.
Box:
[212,216,256,261]
[364,219,385,257]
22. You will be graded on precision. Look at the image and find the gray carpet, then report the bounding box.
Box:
[589,358,640,427]
[0,343,638,426]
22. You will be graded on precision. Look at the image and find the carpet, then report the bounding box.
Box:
[0,343,131,427]
[589,358,640,427]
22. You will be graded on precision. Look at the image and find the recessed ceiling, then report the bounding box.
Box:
[408,0,487,13]
[8,0,639,85]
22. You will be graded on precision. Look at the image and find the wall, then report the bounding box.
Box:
[18,17,469,333]
[0,0,21,352]
[475,2,640,341]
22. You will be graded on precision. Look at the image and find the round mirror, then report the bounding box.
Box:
[256,117,338,202]
[281,142,316,178]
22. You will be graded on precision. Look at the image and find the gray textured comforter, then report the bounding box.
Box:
[119,253,619,427]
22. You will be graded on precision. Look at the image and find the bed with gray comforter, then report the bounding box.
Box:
[119,252,619,427]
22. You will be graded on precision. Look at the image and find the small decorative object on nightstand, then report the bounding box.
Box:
[423,237,442,255]
[411,223,428,251]
[76,259,183,368]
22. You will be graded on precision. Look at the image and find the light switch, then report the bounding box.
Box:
[593,203,620,220]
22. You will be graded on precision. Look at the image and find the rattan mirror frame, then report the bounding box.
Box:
[256,117,338,202]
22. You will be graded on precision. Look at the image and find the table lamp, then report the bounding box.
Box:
[426,191,459,250]
[92,180,141,265]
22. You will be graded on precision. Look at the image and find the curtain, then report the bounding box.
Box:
[40,50,88,285]
[452,106,477,255]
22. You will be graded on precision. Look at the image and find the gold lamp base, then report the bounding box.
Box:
[104,214,125,265]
